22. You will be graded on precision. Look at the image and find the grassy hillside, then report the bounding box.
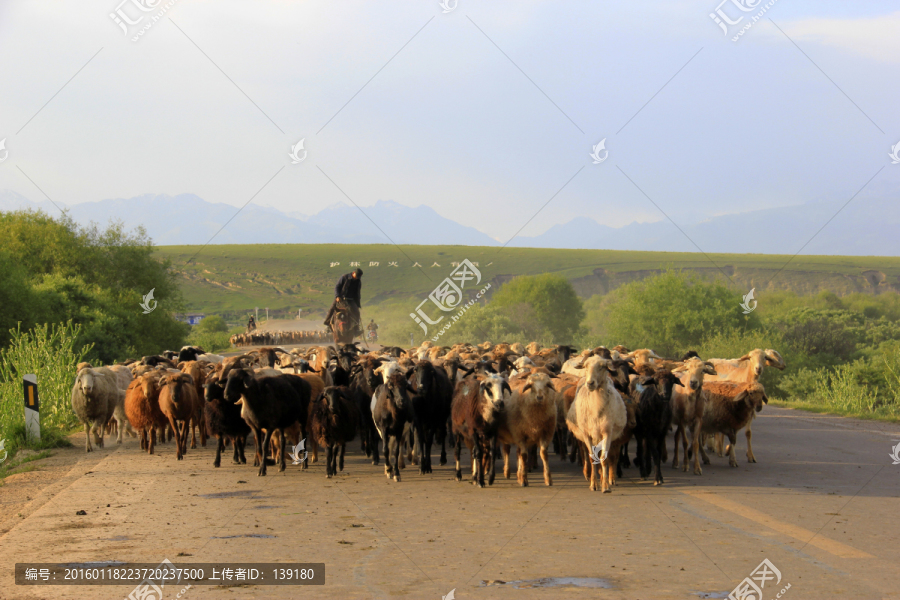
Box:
[154,244,900,318]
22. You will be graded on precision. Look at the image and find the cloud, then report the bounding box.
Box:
[776,11,900,63]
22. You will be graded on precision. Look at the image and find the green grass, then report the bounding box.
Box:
[0,449,55,482]
[154,244,900,317]
[769,399,900,423]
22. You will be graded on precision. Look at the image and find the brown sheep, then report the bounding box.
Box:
[671,358,717,475]
[501,372,558,486]
[698,381,768,468]
[157,373,199,460]
[125,373,168,454]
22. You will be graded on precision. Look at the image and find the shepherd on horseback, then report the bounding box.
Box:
[324,267,363,337]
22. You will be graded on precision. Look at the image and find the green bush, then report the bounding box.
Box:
[491,274,584,343]
[194,315,228,334]
[0,322,91,457]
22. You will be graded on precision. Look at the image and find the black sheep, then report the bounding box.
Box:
[308,386,359,478]
[409,361,454,474]
[635,369,683,485]
[372,370,416,482]
[203,373,251,467]
[223,369,308,476]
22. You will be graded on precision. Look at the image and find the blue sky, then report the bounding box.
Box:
[0,0,897,246]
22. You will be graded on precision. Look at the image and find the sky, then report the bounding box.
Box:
[0,0,898,248]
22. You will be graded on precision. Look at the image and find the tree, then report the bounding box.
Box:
[0,209,188,362]
[490,274,584,343]
[194,315,228,334]
[596,269,755,356]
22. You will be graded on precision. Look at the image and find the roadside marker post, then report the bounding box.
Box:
[23,374,41,442]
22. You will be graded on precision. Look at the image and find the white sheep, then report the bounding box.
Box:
[71,367,120,452]
[565,356,627,492]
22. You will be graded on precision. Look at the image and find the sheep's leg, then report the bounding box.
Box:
[325,444,334,478]
[437,424,447,466]
[487,436,497,486]
[745,423,756,463]
[238,436,248,464]
[167,417,182,460]
[696,428,710,470]
[383,430,391,479]
[716,432,726,457]
[589,442,599,491]
[540,441,552,486]
[502,444,511,479]
[652,436,664,486]
[454,435,463,482]
[580,442,590,481]
[727,431,738,467]
[671,426,681,469]
[568,432,578,463]
[258,429,272,476]
[190,419,197,450]
[84,423,92,452]
[95,420,105,448]
[391,435,402,482]
[139,428,147,451]
[516,445,527,487]
[621,440,631,468]
[278,428,287,473]
[472,435,484,488]
[149,426,156,454]
[338,443,346,471]
[309,438,319,465]
[369,421,380,466]
[252,428,263,467]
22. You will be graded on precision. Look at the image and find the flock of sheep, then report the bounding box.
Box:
[229,329,331,347]
[69,341,784,492]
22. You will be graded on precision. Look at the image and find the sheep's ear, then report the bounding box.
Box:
[671,364,687,373]
[522,383,533,393]
[761,393,769,404]
[733,391,750,404]
[546,381,557,392]
[738,354,751,362]
[502,381,512,395]
[703,363,717,375]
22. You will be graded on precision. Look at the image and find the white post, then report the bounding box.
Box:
[266,307,269,322]
[255,307,259,322]
[23,374,40,442]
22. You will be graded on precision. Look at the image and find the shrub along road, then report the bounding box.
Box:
[0,408,897,600]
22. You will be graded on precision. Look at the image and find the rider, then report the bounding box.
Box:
[323,268,363,336]
[247,314,256,330]
[366,319,378,339]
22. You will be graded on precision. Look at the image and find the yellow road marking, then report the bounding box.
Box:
[683,490,873,559]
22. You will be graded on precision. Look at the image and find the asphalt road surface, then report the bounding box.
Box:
[1,407,898,600]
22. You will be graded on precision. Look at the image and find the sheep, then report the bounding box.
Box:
[633,370,682,485]
[372,370,416,482]
[124,373,168,454]
[501,371,558,486]
[157,372,199,460]
[292,372,325,463]
[450,373,508,487]
[308,386,359,478]
[349,356,384,465]
[705,349,785,462]
[179,361,207,448]
[698,381,769,467]
[565,357,627,492]
[670,358,717,475]
[223,368,309,476]
[71,367,120,452]
[196,353,224,364]
[409,360,454,474]
[203,371,251,467]
[177,345,205,363]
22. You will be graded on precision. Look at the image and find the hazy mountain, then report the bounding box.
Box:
[1,190,897,255]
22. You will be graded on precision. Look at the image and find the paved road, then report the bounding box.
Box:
[1,407,898,600]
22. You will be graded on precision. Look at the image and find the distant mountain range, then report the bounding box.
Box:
[1,189,897,255]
